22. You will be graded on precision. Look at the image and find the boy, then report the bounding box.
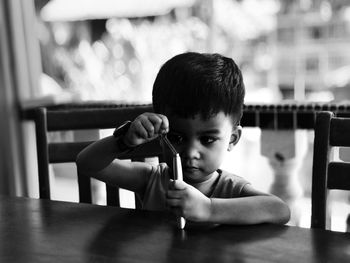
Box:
[76,52,290,225]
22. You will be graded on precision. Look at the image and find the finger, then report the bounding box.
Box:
[147,114,164,135]
[166,189,184,199]
[140,118,156,138]
[168,179,175,190]
[172,180,187,190]
[166,198,182,207]
[133,121,149,139]
[156,114,169,134]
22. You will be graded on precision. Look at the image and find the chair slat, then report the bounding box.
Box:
[328,162,350,190]
[77,172,92,204]
[46,105,153,131]
[330,118,350,147]
[106,185,120,207]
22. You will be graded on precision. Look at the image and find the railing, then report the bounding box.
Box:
[22,101,350,128]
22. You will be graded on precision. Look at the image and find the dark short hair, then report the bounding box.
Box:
[152,52,245,123]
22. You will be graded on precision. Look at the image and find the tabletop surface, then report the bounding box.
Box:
[1,196,349,263]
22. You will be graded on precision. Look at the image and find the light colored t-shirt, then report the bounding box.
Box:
[140,163,250,211]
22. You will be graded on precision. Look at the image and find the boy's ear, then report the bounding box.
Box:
[228,125,242,151]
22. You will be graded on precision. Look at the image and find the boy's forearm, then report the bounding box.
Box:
[76,135,124,174]
[207,196,290,225]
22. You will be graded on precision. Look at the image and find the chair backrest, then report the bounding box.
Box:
[311,111,350,229]
[33,105,163,207]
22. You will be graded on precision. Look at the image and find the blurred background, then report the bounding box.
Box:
[1,0,349,232]
[34,0,350,104]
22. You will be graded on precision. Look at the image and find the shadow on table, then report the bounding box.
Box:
[84,209,289,263]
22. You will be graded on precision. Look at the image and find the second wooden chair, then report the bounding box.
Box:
[311,111,350,230]
[33,104,163,208]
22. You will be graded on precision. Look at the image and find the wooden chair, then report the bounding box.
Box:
[311,111,350,230]
[33,105,163,207]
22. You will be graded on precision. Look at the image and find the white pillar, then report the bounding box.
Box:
[261,129,308,225]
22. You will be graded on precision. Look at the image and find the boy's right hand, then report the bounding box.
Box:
[123,112,169,147]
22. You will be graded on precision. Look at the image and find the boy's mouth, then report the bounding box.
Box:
[183,166,200,173]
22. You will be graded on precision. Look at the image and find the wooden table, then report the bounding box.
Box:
[1,196,349,263]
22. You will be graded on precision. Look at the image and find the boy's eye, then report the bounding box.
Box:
[200,136,217,145]
[167,133,184,145]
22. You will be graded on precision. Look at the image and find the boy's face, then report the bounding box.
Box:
[166,111,241,184]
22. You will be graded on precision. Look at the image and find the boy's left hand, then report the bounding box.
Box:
[166,180,212,222]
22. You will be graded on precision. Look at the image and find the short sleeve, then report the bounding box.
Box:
[141,163,171,211]
[211,170,250,198]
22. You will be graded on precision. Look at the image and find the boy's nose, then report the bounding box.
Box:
[181,141,200,159]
